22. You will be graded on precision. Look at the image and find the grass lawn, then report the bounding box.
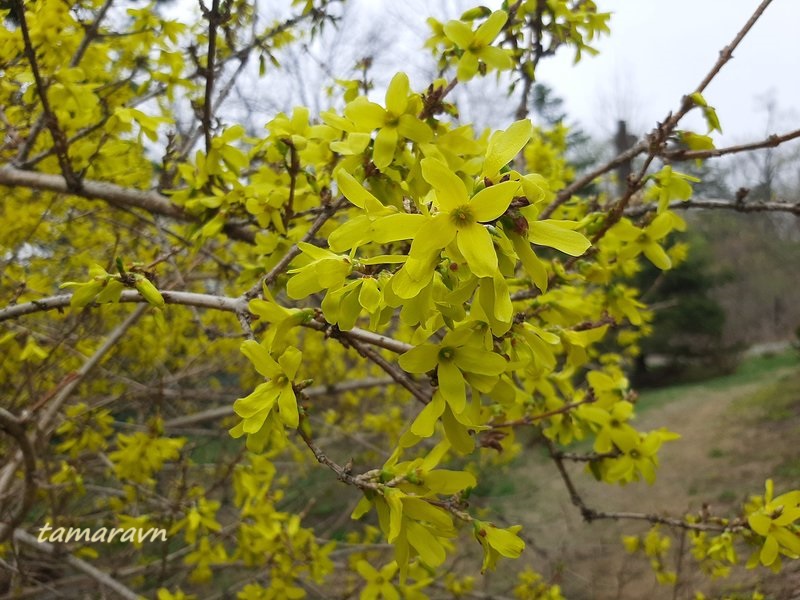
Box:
[636,349,799,413]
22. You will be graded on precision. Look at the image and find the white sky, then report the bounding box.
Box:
[521,0,800,143]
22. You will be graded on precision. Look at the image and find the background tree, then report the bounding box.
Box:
[1,1,800,599]
[631,231,730,386]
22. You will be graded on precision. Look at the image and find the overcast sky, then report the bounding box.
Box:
[535,0,800,143]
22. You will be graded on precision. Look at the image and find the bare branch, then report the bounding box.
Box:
[0,290,239,323]
[296,412,381,491]
[489,394,596,429]
[512,0,549,121]
[304,318,413,353]
[546,439,741,534]
[0,409,36,545]
[625,197,800,218]
[583,510,741,534]
[0,290,413,354]
[669,0,774,125]
[0,165,256,243]
[664,128,800,161]
[12,529,141,600]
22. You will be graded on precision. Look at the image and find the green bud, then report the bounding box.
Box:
[134,276,165,308]
[460,6,492,20]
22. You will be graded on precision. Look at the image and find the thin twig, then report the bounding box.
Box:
[296,415,380,491]
[338,332,430,405]
[201,0,222,154]
[14,0,80,190]
[0,305,147,499]
[489,394,596,429]
[584,510,741,534]
[163,376,395,428]
[14,0,115,165]
[513,0,547,121]
[546,440,743,534]
[242,196,345,301]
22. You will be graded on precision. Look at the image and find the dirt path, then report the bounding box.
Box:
[483,368,800,599]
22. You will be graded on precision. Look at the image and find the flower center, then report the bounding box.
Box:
[438,347,456,362]
[450,205,475,227]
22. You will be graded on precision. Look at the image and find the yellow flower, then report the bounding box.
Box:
[473,520,525,573]
[395,157,519,295]
[613,212,685,270]
[747,479,800,567]
[442,11,513,81]
[231,341,303,436]
[399,325,507,419]
[355,560,400,600]
[342,72,431,169]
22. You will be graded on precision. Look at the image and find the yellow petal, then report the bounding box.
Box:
[336,170,384,212]
[483,523,524,558]
[408,214,457,258]
[442,405,474,453]
[384,491,404,543]
[345,97,385,129]
[438,360,466,413]
[385,72,409,115]
[443,19,473,48]
[760,534,779,566]
[373,126,398,169]
[241,340,281,378]
[421,158,469,211]
[478,45,513,71]
[511,233,548,292]
[397,114,432,143]
[643,242,672,270]
[483,119,532,177]
[456,52,480,82]
[424,469,477,494]
[457,223,498,278]
[473,10,507,46]
[469,180,518,222]
[528,220,591,256]
[454,346,506,375]
[369,213,425,244]
[406,520,446,566]
[410,392,446,437]
[277,385,299,429]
